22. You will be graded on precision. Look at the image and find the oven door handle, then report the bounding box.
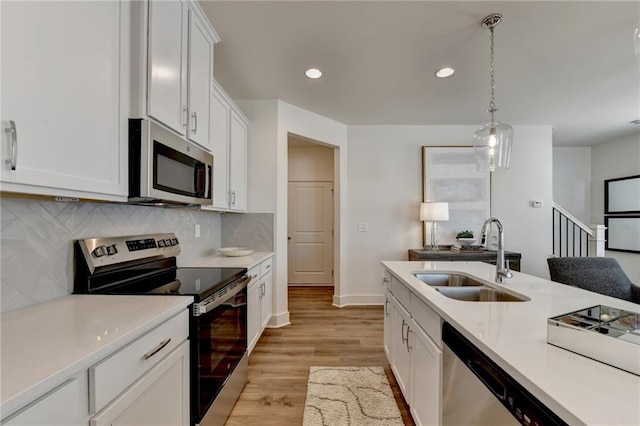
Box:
[193,275,251,316]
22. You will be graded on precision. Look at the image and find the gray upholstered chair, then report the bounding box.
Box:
[547,257,640,304]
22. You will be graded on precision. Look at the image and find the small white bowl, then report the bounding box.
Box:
[456,238,477,246]
[218,247,255,257]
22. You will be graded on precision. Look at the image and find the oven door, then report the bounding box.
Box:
[191,278,248,425]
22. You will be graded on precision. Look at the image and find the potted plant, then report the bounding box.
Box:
[455,230,476,246]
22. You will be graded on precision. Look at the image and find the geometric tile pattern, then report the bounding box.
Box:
[0,197,222,313]
[222,212,274,251]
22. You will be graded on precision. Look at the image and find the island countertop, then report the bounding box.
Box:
[382,261,640,426]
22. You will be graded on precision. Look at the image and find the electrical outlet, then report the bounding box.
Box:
[195,224,201,238]
[358,223,368,232]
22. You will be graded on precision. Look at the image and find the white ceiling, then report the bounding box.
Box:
[199,1,640,146]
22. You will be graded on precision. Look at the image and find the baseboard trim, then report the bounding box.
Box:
[332,293,384,307]
[267,311,291,328]
[288,283,334,287]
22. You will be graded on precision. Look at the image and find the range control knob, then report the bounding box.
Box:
[106,244,118,255]
[157,239,166,248]
[165,238,173,246]
[92,245,107,258]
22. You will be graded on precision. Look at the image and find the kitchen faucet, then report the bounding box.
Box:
[480,217,513,283]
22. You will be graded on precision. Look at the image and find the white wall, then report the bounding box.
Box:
[238,100,348,325]
[553,146,591,224]
[491,126,554,279]
[346,125,553,300]
[288,145,334,182]
[591,132,640,284]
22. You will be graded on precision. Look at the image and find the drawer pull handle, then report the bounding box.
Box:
[143,338,172,360]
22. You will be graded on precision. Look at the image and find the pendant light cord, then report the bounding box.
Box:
[489,26,496,123]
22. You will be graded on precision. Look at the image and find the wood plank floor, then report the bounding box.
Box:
[225,286,414,425]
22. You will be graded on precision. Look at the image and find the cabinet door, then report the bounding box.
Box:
[210,83,231,209]
[187,9,213,149]
[90,342,190,426]
[383,288,393,360]
[390,296,412,398]
[147,0,187,135]
[260,272,273,329]
[247,280,261,354]
[411,322,442,426]
[3,374,87,426]
[1,0,129,198]
[229,111,248,211]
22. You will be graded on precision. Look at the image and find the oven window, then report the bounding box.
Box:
[153,141,207,198]
[195,289,247,418]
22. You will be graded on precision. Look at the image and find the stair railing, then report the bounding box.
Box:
[552,203,605,257]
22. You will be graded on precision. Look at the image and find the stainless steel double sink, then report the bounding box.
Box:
[412,273,529,302]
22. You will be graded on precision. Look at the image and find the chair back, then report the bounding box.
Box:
[547,257,637,303]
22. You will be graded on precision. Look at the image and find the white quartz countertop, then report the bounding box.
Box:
[180,251,273,269]
[382,261,640,426]
[0,294,193,418]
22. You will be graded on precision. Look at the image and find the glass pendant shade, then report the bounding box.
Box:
[473,111,513,172]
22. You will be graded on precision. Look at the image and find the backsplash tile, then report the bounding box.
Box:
[221,213,274,251]
[0,198,222,313]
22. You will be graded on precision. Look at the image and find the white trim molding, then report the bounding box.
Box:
[332,293,384,307]
[267,311,291,328]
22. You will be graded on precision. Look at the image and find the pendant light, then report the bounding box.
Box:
[473,13,513,172]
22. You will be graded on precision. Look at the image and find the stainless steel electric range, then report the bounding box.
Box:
[74,233,250,426]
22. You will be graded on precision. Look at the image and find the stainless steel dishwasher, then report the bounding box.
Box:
[442,323,567,426]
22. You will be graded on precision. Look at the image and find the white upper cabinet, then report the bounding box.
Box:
[204,80,248,212]
[186,9,213,149]
[210,83,231,209]
[229,111,248,211]
[1,0,130,201]
[146,0,188,135]
[145,0,217,151]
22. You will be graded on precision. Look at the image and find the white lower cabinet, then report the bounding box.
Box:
[390,295,412,397]
[411,320,443,426]
[2,309,190,426]
[90,342,190,426]
[384,269,443,426]
[383,288,393,359]
[247,256,274,354]
[3,373,88,426]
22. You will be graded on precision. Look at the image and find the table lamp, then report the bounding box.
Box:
[420,202,449,251]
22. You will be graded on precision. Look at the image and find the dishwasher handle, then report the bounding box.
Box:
[466,360,507,402]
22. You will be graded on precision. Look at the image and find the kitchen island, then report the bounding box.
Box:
[383,261,640,426]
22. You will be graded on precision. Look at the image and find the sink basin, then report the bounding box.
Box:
[413,273,484,287]
[436,286,529,302]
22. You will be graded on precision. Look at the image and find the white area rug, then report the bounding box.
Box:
[302,366,404,426]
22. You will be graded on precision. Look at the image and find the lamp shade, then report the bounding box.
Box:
[420,202,449,222]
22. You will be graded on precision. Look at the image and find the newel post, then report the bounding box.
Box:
[589,225,607,257]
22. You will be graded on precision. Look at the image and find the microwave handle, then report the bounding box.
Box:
[205,164,211,199]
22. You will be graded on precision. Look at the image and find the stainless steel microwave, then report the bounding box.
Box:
[129,119,213,206]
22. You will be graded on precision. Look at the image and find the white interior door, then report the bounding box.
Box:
[288,182,333,284]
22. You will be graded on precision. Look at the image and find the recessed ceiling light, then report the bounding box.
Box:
[435,67,455,78]
[305,68,322,79]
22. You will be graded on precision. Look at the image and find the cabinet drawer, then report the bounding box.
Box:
[391,276,411,310]
[248,265,260,284]
[89,310,189,414]
[260,257,273,277]
[382,269,392,290]
[411,296,442,346]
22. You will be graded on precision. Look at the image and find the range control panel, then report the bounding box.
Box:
[77,233,181,272]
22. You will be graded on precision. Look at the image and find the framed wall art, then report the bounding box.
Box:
[605,175,640,214]
[605,215,640,253]
[422,146,491,246]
